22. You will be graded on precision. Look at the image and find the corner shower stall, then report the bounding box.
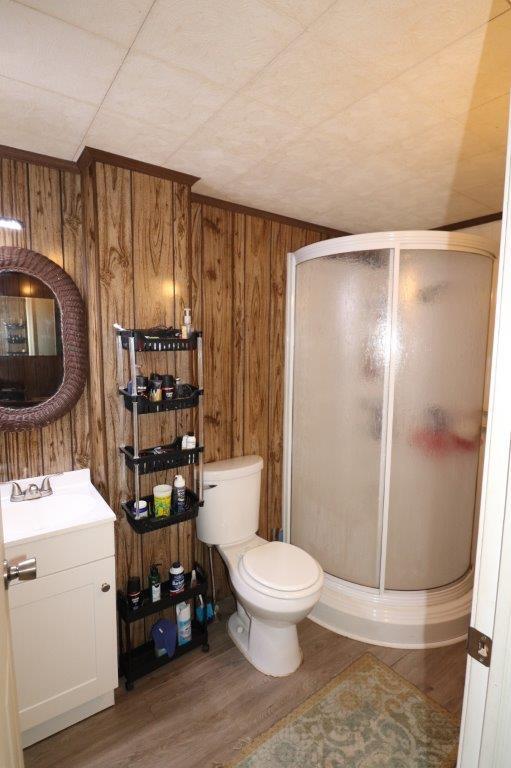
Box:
[283,232,496,648]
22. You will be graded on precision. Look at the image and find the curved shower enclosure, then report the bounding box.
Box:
[283,232,496,648]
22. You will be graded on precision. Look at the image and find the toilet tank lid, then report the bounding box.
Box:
[203,455,263,482]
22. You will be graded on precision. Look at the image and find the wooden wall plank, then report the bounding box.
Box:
[231,212,245,458]
[95,163,141,602]
[28,164,73,474]
[81,161,108,498]
[243,215,272,539]
[0,158,43,481]
[173,182,193,572]
[131,171,174,589]
[267,223,293,540]
[61,170,90,470]
[202,204,233,462]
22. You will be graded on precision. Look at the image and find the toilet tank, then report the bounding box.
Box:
[197,455,263,546]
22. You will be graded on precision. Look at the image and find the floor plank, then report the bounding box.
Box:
[24,600,467,768]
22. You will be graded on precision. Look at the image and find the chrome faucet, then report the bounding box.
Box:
[10,474,62,502]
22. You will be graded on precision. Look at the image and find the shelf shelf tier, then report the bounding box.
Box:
[122,489,200,534]
[114,325,204,514]
[120,443,203,475]
[119,623,209,689]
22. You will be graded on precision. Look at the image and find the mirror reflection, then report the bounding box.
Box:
[0,271,63,407]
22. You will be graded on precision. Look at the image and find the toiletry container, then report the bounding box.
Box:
[177,602,192,645]
[172,474,186,514]
[169,562,185,593]
[153,484,171,517]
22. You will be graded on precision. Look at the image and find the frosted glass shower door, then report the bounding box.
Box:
[291,250,391,588]
[385,250,493,590]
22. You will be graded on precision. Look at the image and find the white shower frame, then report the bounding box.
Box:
[283,230,497,648]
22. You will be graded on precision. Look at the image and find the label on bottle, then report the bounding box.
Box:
[170,571,185,593]
[151,583,161,602]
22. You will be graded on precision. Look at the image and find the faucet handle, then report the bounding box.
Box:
[39,473,62,493]
[40,476,53,493]
[10,482,23,501]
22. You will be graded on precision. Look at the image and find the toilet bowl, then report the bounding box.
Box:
[197,455,323,676]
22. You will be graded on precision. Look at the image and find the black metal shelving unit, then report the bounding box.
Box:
[117,567,209,690]
[114,323,207,690]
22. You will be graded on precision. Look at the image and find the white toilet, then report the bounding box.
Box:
[197,455,324,677]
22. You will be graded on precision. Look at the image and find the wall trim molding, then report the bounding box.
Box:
[77,146,200,186]
[0,144,79,173]
[433,211,502,231]
[191,192,349,236]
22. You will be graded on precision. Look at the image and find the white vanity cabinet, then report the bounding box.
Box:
[2,469,118,748]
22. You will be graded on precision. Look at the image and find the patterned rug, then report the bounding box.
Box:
[228,653,459,768]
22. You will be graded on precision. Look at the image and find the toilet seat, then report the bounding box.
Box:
[238,541,322,600]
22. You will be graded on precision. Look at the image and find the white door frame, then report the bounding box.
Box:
[0,500,24,767]
[458,98,511,767]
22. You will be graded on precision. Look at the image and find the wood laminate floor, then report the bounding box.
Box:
[25,600,467,768]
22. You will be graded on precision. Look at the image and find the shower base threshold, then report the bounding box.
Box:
[309,570,473,649]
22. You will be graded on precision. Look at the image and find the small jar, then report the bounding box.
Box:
[153,484,171,517]
[161,374,175,400]
[132,499,148,519]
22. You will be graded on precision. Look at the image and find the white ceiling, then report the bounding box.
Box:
[0,0,510,232]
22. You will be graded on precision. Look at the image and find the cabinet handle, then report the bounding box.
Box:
[101,583,110,592]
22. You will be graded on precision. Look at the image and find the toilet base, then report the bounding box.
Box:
[227,609,303,677]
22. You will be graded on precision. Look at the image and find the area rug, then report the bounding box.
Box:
[228,653,459,768]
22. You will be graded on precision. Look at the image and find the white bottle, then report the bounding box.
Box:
[181,307,193,339]
[172,474,186,514]
[176,602,192,646]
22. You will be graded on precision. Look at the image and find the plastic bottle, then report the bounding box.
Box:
[169,561,185,593]
[148,563,161,602]
[172,474,186,514]
[176,602,192,646]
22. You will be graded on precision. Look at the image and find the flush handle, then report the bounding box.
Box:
[4,557,37,589]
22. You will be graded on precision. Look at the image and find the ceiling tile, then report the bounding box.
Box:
[103,52,232,136]
[461,179,505,211]
[167,95,305,180]
[456,94,510,152]
[245,29,392,125]
[382,118,500,179]
[258,0,336,27]
[84,108,187,165]
[320,81,447,155]
[0,0,126,103]
[133,0,302,90]
[0,75,95,158]
[311,0,509,79]
[15,0,153,46]
[398,11,511,117]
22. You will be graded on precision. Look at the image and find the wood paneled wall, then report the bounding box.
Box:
[0,146,340,607]
[191,197,331,594]
[0,157,89,480]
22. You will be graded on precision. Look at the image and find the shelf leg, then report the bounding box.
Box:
[124,620,134,691]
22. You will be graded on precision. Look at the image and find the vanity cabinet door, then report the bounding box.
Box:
[8,556,117,732]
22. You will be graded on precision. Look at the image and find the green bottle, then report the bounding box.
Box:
[149,563,161,602]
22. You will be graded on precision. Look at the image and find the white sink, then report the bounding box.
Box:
[1,469,115,546]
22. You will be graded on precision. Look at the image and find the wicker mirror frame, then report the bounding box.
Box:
[0,247,87,431]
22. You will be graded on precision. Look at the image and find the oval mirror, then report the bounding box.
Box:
[0,247,87,431]
[0,271,63,407]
